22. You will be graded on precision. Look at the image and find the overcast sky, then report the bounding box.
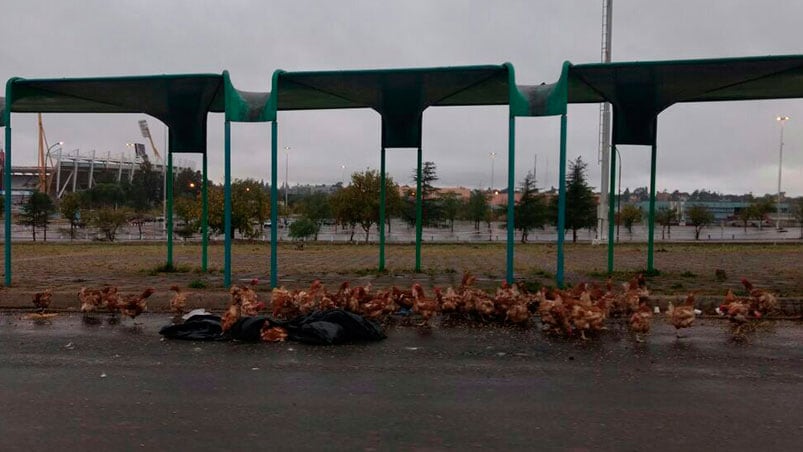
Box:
[3,0,803,197]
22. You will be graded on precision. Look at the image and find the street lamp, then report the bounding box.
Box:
[41,141,63,194]
[340,164,347,185]
[776,115,789,230]
[489,152,497,191]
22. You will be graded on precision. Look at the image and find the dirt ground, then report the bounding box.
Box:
[1,241,801,313]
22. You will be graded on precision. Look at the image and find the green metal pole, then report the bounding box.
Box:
[223,120,232,287]
[4,111,12,287]
[270,120,278,288]
[647,142,658,273]
[556,114,567,287]
[607,145,617,274]
[201,151,208,272]
[506,115,516,284]
[166,139,174,268]
[379,147,386,271]
[415,146,423,272]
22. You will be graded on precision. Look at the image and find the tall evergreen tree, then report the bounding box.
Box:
[554,156,597,243]
[18,191,56,242]
[407,161,441,226]
[466,189,490,231]
[514,172,547,243]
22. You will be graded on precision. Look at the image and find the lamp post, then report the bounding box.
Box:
[776,115,789,230]
[340,164,346,185]
[489,152,497,191]
[41,141,63,194]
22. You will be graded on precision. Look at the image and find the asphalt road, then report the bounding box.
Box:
[1,313,801,451]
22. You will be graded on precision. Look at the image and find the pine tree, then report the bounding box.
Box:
[514,172,547,243]
[555,156,597,243]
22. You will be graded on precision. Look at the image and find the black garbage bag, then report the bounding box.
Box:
[158,314,225,341]
[160,310,385,345]
[228,316,269,342]
[273,309,386,345]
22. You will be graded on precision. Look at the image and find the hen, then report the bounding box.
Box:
[119,288,156,324]
[78,287,104,314]
[32,289,53,313]
[260,324,289,342]
[741,278,778,316]
[169,285,188,316]
[101,286,121,317]
[719,289,756,338]
[629,303,653,342]
[667,293,696,338]
[412,283,440,326]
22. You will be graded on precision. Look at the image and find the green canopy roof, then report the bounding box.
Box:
[5,74,225,153]
[269,63,563,147]
[565,54,803,145]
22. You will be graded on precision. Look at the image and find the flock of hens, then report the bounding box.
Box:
[28,273,781,343]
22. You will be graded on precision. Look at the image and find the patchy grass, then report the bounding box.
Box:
[188,279,207,289]
[147,263,192,275]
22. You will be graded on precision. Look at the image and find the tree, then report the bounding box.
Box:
[438,192,463,232]
[330,188,360,242]
[737,204,756,232]
[687,204,714,240]
[231,179,269,238]
[128,159,163,211]
[289,216,319,244]
[91,207,130,242]
[174,168,203,199]
[619,204,643,237]
[514,172,547,243]
[466,189,489,231]
[655,206,678,240]
[791,197,803,239]
[298,191,332,240]
[174,196,201,240]
[331,169,400,243]
[751,196,775,230]
[556,156,597,242]
[18,191,56,242]
[59,192,84,240]
[412,161,439,199]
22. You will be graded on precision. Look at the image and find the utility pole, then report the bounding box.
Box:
[597,0,613,241]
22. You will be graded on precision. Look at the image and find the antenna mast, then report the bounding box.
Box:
[597,0,613,241]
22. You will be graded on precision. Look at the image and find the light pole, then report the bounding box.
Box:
[340,164,346,185]
[41,141,63,194]
[489,152,497,191]
[776,115,789,230]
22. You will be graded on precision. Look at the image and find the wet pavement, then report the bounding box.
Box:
[1,313,801,451]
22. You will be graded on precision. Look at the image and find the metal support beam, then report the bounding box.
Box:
[379,147,386,271]
[270,121,279,288]
[223,120,232,287]
[556,114,567,287]
[607,145,617,273]
[415,146,423,272]
[201,151,208,272]
[166,143,174,268]
[505,115,516,284]
[4,115,12,287]
[555,113,567,287]
[647,142,658,273]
